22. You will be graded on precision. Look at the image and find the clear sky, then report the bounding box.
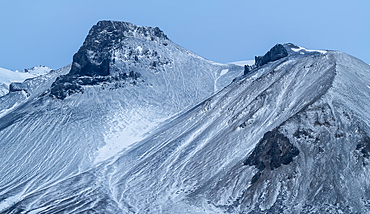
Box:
[0,0,369,71]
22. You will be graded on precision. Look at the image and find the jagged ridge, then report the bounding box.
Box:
[50,21,169,99]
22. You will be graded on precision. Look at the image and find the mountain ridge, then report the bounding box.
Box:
[0,21,245,214]
[1,20,370,213]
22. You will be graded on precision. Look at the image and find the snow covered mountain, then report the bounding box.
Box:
[0,20,244,213]
[0,65,51,97]
[100,44,369,213]
[21,65,52,76]
[0,66,51,97]
[2,19,370,213]
[2,41,370,213]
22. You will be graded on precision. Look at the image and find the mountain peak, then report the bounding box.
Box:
[71,20,168,76]
[86,20,168,44]
[50,21,171,99]
[21,65,52,75]
[255,44,288,67]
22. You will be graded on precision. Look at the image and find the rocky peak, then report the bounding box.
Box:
[255,44,288,67]
[69,21,168,77]
[86,21,168,44]
[50,21,168,99]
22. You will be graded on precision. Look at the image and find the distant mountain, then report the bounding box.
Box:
[0,20,243,213]
[0,66,51,97]
[21,65,52,75]
[0,67,32,97]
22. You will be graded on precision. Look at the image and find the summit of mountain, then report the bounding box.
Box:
[0,21,243,213]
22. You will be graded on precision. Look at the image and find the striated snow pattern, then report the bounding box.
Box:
[0,21,244,213]
[2,40,370,213]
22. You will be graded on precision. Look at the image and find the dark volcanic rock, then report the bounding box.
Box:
[244,129,299,183]
[50,80,83,100]
[9,82,26,93]
[356,135,370,158]
[255,44,288,67]
[50,21,163,99]
[243,65,251,75]
[68,21,167,77]
[69,52,110,77]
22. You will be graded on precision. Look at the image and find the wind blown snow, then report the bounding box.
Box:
[291,46,327,54]
[229,60,255,66]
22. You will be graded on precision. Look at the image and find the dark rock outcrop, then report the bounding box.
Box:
[9,82,24,92]
[356,135,370,158]
[50,79,83,100]
[244,65,251,75]
[255,44,288,67]
[69,21,168,76]
[244,129,299,183]
[50,21,164,99]
[9,82,28,94]
[68,21,167,77]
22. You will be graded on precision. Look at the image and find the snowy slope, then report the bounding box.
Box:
[0,21,244,213]
[0,66,51,97]
[3,43,370,213]
[104,45,369,213]
[0,67,34,97]
[46,20,244,163]
[0,65,71,118]
[22,65,52,75]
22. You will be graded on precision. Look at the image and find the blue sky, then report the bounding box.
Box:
[0,0,369,71]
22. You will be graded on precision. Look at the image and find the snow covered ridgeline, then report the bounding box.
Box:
[50,20,243,99]
[95,46,370,213]
[3,41,370,213]
[3,18,369,213]
[46,20,244,163]
[0,20,245,213]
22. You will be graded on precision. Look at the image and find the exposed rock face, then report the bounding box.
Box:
[9,82,26,93]
[356,135,370,159]
[244,129,299,183]
[68,21,168,77]
[50,77,83,100]
[243,65,250,75]
[255,44,288,67]
[50,21,167,99]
